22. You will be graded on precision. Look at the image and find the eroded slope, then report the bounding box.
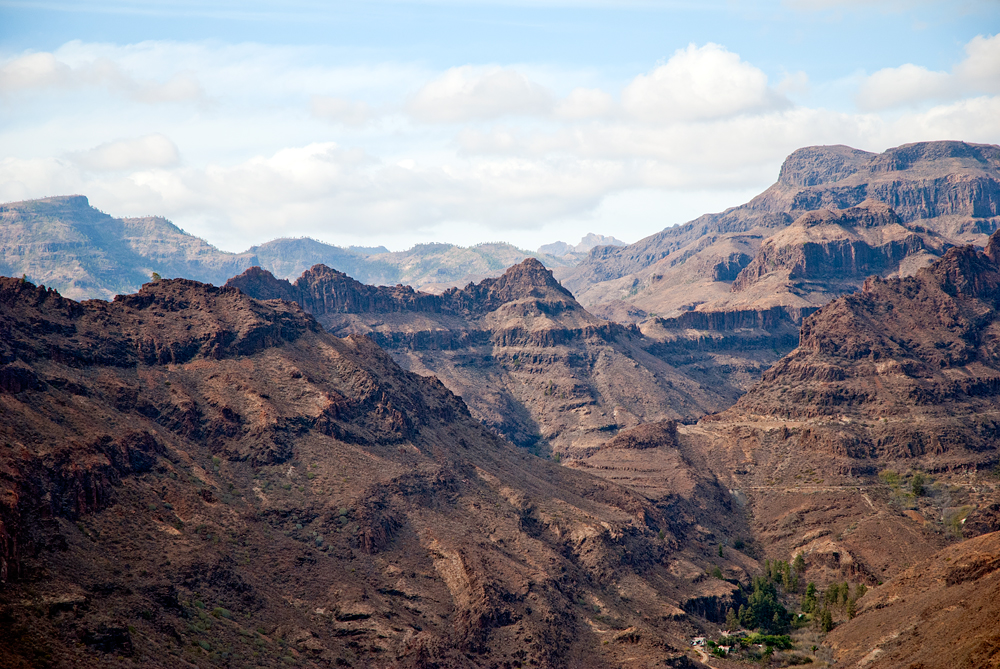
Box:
[0,275,742,669]
[228,259,732,456]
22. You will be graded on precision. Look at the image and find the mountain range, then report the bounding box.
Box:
[565,141,1000,324]
[1,140,999,669]
[0,195,586,302]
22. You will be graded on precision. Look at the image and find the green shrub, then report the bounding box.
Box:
[878,470,900,486]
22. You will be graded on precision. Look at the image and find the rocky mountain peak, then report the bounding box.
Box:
[777,144,875,187]
[224,265,301,302]
[921,230,1000,303]
[440,257,576,317]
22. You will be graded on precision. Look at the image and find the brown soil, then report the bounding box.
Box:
[827,531,1000,669]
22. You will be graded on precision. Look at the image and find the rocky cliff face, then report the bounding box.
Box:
[660,233,1000,597]
[733,232,1000,444]
[723,201,951,316]
[563,141,1000,331]
[228,260,733,454]
[0,274,750,669]
[0,195,260,300]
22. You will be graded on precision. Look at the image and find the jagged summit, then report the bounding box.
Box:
[227,259,726,452]
[440,256,577,317]
[228,257,582,320]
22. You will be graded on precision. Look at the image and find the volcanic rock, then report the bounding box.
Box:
[228,259,733,454]
[826,531,1000,669]
[0,274,745,668]
[565,141,1000,327]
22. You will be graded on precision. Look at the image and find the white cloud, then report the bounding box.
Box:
[69,134,180,172]
[0,52,72,91]
[1,38,999,253]
[311,96,376,126]
[857,64,954,110]
[0,49,204,104]
[955,33,1000,92]
[621,43,788,122]
[776,70,810,96]
[554,87,616,119]
[857,33,1000,110]
[407,66,553,123]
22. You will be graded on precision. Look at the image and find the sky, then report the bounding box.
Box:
[1,1,999,253]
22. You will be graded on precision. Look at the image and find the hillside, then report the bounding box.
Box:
[227,259,735,455]
[664,233,1000,595]
[0,273,761,668]
[827,531,1000,669]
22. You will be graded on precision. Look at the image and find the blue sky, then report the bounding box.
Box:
[1,0,998,252]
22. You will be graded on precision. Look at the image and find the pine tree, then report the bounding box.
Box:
[793,552,806,573]
[821,608,834,633]
[782,569,795,593]
[725,607,740,631]
[802,582,817,613]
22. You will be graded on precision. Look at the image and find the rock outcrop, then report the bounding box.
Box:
[729,201,944,293]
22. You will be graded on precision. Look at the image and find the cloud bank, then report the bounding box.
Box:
[1,35,999,251]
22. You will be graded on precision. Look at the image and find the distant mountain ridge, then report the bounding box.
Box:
[565,140,1000,325]
[0,195,578,301]
[539,232,627,258]
[0,195,257,300]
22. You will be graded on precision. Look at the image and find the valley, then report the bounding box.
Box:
[1,140,999,669]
